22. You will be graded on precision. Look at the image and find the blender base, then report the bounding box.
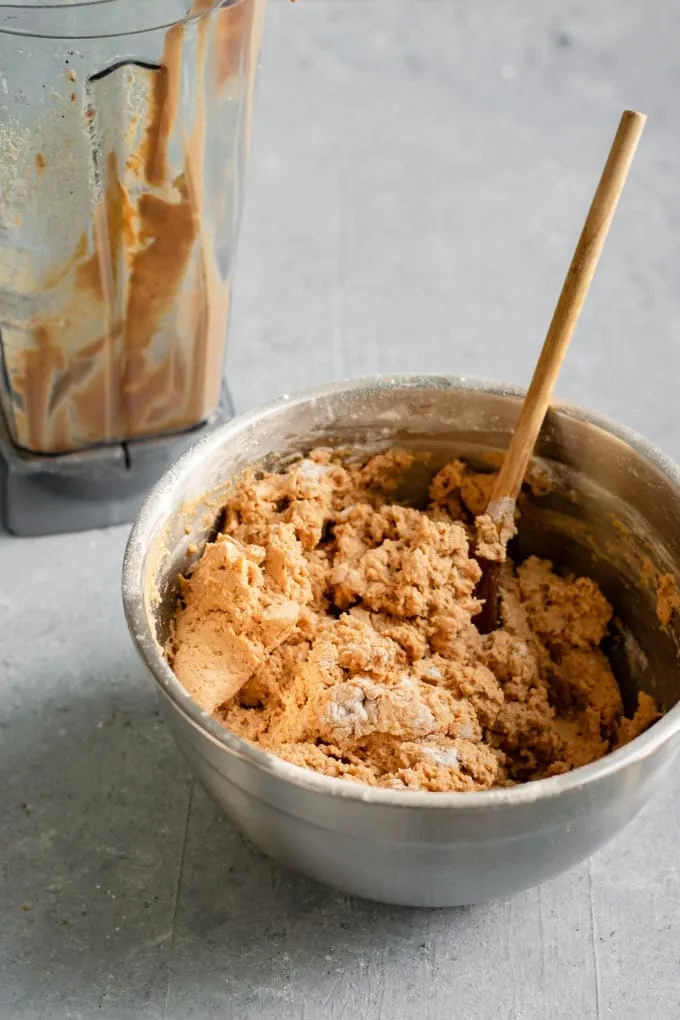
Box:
[0,385,234,537]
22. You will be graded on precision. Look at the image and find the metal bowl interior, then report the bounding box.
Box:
[123,375,680,810]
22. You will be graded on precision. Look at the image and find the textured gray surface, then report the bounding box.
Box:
[1,1,679,1017]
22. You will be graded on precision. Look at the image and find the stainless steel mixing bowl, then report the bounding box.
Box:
[122,376,680,907]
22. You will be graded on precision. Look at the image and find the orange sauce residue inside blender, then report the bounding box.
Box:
[8,0,263,454]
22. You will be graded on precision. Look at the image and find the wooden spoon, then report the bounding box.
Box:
[475,109,647,634]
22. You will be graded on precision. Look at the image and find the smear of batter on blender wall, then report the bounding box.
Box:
[0,0,266,454]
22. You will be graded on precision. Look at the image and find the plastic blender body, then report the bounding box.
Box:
[0,0,266,455]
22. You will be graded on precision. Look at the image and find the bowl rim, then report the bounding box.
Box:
[122,373,680,810]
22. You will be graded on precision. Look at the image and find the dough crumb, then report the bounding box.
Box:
[474,512,517,562]
[657,573,680,628]
[168,449,661,791]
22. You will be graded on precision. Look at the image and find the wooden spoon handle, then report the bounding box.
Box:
[487,109,647,522]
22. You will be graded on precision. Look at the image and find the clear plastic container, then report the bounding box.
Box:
[0,0,266,454]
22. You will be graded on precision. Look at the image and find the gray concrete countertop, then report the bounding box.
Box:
[2,2,679,1017]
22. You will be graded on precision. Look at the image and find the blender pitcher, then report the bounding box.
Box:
[0,0,266,534]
